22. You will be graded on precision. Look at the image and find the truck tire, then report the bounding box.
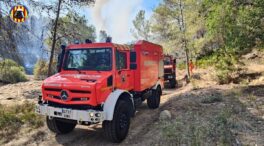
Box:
[147,88,161,109]
[169,79,176,88]
[46,117,76,134]
[103,100,131,143]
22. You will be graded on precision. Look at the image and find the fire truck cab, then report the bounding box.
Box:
[164,55,177,88]
[36,40,164,143]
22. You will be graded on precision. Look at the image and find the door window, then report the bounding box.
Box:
[116,50,127,70]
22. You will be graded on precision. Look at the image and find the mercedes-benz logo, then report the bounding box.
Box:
[60,90,68,101]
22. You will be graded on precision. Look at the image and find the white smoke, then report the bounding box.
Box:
[90,0,143,43]
[91,0,109,31]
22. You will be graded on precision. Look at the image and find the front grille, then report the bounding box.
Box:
[53,96,61,100]
[71,97,90,101]
[47,101,101,110]
[49,95,89,101]
[45,88,61,92]
[164,68,172,74]
[70,90,91,94]
[45,88,91,94]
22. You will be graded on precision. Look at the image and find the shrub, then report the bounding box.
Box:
[33,60,48,80]
[214,52,239,84]
[0,59,28,83]
[196,54,217,69]
[34,59,57,80]
[0,102,44,143]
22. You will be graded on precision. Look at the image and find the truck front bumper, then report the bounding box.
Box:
[35,104,105,123]
[164,74,175,80]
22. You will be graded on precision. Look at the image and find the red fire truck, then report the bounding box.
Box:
[164,55,177,88]
[36,40,164,143]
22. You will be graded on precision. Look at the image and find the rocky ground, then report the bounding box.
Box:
[0,50,263,146]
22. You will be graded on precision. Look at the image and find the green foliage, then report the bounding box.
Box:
[46,12,97,54]
[215,51,239,84]
[0,13,22,64]
[57,12,96,42]
[34,59,56,80]
[197,50,240,84]
[152,0,264,83]
[0,59,28,83]
[196,54,217,69]
[198,0,264,83]
[0,102,44,142]
[152,0,204,54]
[131,10,151,41]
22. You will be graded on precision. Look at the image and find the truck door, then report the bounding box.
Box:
[115,49,132,90]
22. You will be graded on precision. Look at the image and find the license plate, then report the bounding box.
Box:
[62,109,72,118]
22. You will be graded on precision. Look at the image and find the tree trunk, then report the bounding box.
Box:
[47,0,62,77]
[179,0,190,79]
[185,48,190,79]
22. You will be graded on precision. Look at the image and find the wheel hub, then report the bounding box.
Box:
[119,113,128,129]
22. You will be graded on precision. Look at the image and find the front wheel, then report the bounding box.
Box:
[147,88,161,109]
[103,100,131,143]
[46,117,76,134]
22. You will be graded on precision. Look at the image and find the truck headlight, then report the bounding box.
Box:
[89,113,94,117]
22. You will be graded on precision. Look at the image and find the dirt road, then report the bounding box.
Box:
[2,83,191,146]
[2,51,263,146]
[6,82,263,146]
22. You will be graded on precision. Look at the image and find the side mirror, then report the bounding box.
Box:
[57,54,62,72]
[173,59,176,64]
[57,45,66,72]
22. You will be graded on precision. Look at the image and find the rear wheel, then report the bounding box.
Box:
[46,117,76,134]
[147,87,161,109]
[103,100,131,143]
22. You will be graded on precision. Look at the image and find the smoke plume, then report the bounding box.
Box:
[91,0,109,31]
[90,0,142,43]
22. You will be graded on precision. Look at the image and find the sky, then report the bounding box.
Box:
[78,0,161,43]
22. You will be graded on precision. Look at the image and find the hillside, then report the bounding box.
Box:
[0,50,263,146]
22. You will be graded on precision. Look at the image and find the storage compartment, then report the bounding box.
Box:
[133,41,163,92]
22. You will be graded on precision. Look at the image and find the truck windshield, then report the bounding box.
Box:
[164,57,171,65]
[63,48,112,71]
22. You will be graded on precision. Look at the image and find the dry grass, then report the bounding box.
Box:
[155,86,264,146]
[0,101,44,144]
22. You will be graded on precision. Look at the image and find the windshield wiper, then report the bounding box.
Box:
[71,68,82,74]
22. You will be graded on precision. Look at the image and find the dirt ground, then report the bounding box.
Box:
[0,81,42,105]
[0,50,263,146]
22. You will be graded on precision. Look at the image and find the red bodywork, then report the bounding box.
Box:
[163,55,176,81]
[42,41,164,107]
